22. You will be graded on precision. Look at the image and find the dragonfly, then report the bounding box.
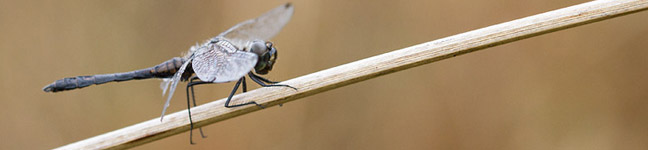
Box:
[42,3,296,144]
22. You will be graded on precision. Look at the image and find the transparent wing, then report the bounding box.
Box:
[218,3,294,49]
[159,59,191,121]
[160,78,171,95]
[192,41,257,83]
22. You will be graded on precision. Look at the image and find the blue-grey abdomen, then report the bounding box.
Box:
[43,57,186,92]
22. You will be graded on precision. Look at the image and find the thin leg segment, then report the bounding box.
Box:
[185,76,210,144]
[224,77,264,108]
[247,72,297,90]
[248,73,279,84]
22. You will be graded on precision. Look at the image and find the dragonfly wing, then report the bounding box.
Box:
[192,41,257,83]
[218,3,294,49]
[160,78,171,95]
[159,59,191,121]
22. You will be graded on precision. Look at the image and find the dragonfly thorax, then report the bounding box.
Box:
[249,41,278,75]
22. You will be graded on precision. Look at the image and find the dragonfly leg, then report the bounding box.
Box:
[248,72,297,90]
[186,77,212,144]
[225,77,265,108]
[248,73,296,107]
[241,76,247,93]
[248,73,280,84]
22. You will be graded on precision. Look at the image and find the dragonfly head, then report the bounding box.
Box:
[250,41,278,75]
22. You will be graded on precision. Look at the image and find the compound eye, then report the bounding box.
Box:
[250,41,266,54]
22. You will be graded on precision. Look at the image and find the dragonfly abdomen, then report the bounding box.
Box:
[43,57,186,92]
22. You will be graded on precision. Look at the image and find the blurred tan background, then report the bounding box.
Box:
[1,0,648,149]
